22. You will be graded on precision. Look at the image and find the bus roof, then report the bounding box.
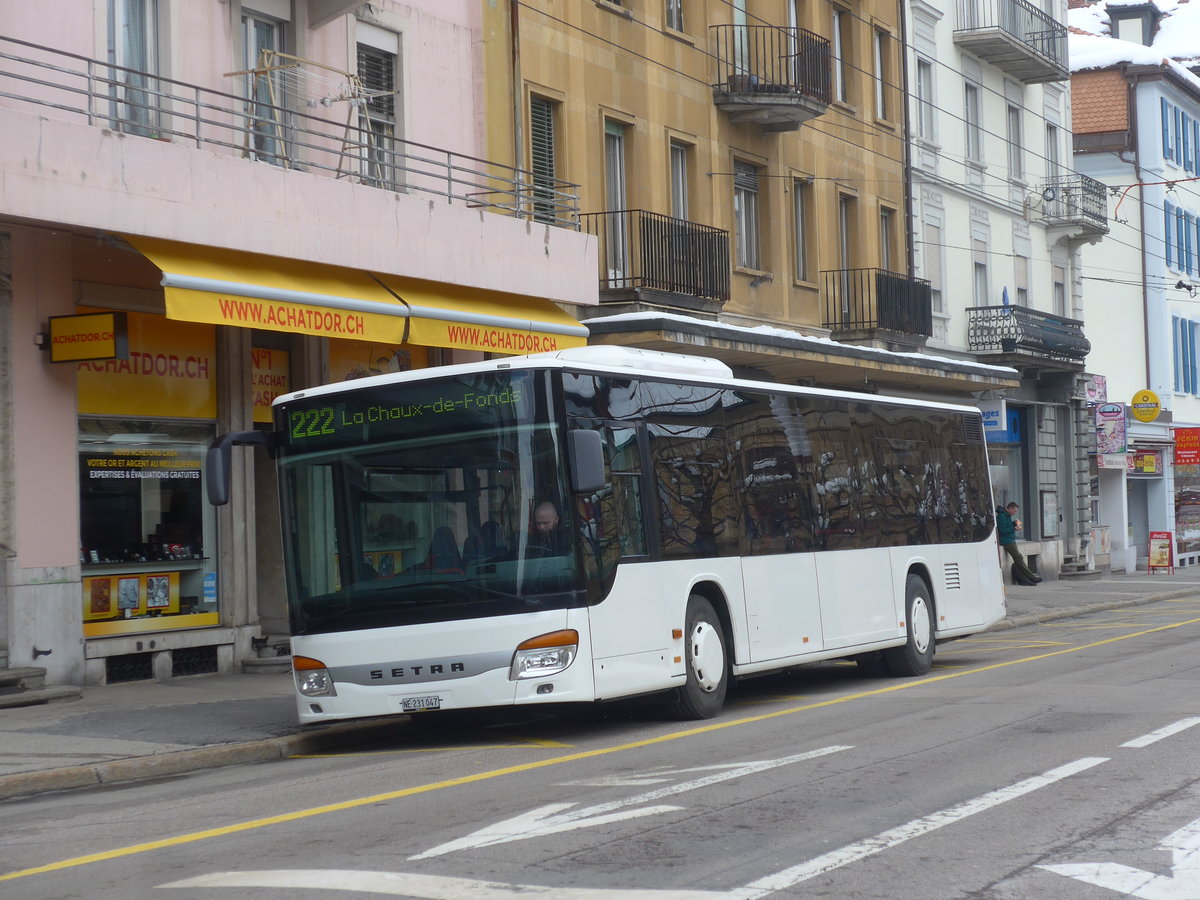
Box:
[275,346,983,415]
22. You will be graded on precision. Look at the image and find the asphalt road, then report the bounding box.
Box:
[3,597,1200,899]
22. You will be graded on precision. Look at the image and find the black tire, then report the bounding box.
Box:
[668,595,728,719]
[882,573,935,676]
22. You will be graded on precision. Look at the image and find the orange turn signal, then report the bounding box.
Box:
[516,629,579,651]
[293,655,326,670]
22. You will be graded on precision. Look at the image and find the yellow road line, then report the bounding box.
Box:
[5,613,1200,883]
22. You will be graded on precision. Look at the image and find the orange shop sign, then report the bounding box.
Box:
[252,347,289,424]
[47,311,129,363]
[1175,428,1200,465]
[76,309,216,419]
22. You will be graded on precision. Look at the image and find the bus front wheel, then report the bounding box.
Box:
[669,595,728,719]
[883,574,935,676]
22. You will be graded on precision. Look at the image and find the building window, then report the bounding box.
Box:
[108,0,161,136]
[1166,201,1176,269]
[879,206,895,271]
[240,9,289,165]
[1175,316,1199,393]
[793,178,811,282]
[832,8,849,104]
[1015,255,1029,306]
[972,238,989,306]
[1007,101,1024,181]
[670,141,689,221]
[605,120,629,282]
[357,34,399,191]
[1045,123,1061,178]
[922,219,944,315]
[873,29,888,120]
[1053,264,1067,317]
[734,160,761,270]
[964,82,982,163]
[666,0,684,31]
[530,96,559,224]
[916,58,935,141]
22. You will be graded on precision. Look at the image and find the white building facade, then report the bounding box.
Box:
[1070,0,1200,571]
[905,0,1108,578]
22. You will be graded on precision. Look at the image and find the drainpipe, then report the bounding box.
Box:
[899,0,915,276]
[511,1,524,189]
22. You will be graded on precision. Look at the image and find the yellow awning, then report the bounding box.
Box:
[124,236,588,354]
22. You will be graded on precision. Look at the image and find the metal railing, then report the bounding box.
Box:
[822,268,933,337]
[0,34,580,228]
[956,0,1068,69]
[967,305,1090,362]
[1039,173,1109,231]
[711,25,831,104]
[579,210,730,304]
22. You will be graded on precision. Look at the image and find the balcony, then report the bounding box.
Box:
[0,35,579,228]
[579,210,730,310]
[711,25,831,132]
[1037,173,1110,240]
[953,0,1068,83]
[967,306,1090,367]
[822,268,933,349]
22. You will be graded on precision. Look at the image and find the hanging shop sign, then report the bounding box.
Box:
[47,312,129,363]
[1085,374,1108,404]
[1131,389,1162,423]
[1095,402,1127,454]
[1174,427,1200,465]
[978,399,1007,435]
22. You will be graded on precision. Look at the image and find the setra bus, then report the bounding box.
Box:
[207,346,1005,723]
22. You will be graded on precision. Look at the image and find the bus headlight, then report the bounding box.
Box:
[509,629,579,680]
[293,655,337,697]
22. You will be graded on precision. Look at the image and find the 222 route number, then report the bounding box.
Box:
[290,407,336,441]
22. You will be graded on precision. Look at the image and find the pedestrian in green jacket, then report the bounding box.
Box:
[996,502,1041,585]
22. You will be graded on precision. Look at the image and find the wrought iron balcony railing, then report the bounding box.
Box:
[0,34,580,228]
[1039,173,1109,235]
[579,210,730,304]
[953,0,1068,83]
[711,25,831,130]
[967,305,1090,363]
[822,268,933,338]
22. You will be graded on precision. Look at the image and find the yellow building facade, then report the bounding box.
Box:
[479,0,1016,395]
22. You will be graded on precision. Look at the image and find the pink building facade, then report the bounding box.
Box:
[0,0,594,686]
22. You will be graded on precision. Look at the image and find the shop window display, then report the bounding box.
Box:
[78,419,218,635]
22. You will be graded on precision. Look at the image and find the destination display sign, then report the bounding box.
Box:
[276,371,536,451]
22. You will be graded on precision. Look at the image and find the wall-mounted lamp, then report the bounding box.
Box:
[1176,280,1196,297]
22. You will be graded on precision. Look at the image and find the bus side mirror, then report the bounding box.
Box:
[206,431,269,506]
[568,429,605,494]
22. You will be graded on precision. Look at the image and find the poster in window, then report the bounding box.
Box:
[89,578,113,615]
[117,577,141,610]
[146,575,171,609]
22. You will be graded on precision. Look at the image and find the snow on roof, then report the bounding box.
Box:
[1069,0,1200,74]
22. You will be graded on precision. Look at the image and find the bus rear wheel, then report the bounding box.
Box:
[883,573,935,676]
[669,595,728,719]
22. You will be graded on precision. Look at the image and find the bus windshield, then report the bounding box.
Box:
[275,371,582,634]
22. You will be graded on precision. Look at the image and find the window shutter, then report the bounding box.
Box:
[1175,316,1182,392]
[1163,98,1173,160]
[1166,202,1175,268]
[357,44,395,119]
[530,96,555,184]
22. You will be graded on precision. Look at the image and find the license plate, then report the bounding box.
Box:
[400,695,441,712]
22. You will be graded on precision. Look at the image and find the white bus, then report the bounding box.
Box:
[208,346,1005,723]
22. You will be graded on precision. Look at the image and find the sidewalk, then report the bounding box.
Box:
[2,568,1199,802]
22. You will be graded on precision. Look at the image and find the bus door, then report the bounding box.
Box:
[583,422,673,696]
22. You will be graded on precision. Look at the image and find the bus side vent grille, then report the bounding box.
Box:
[961,415,985,446]
[943,563,962,590]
